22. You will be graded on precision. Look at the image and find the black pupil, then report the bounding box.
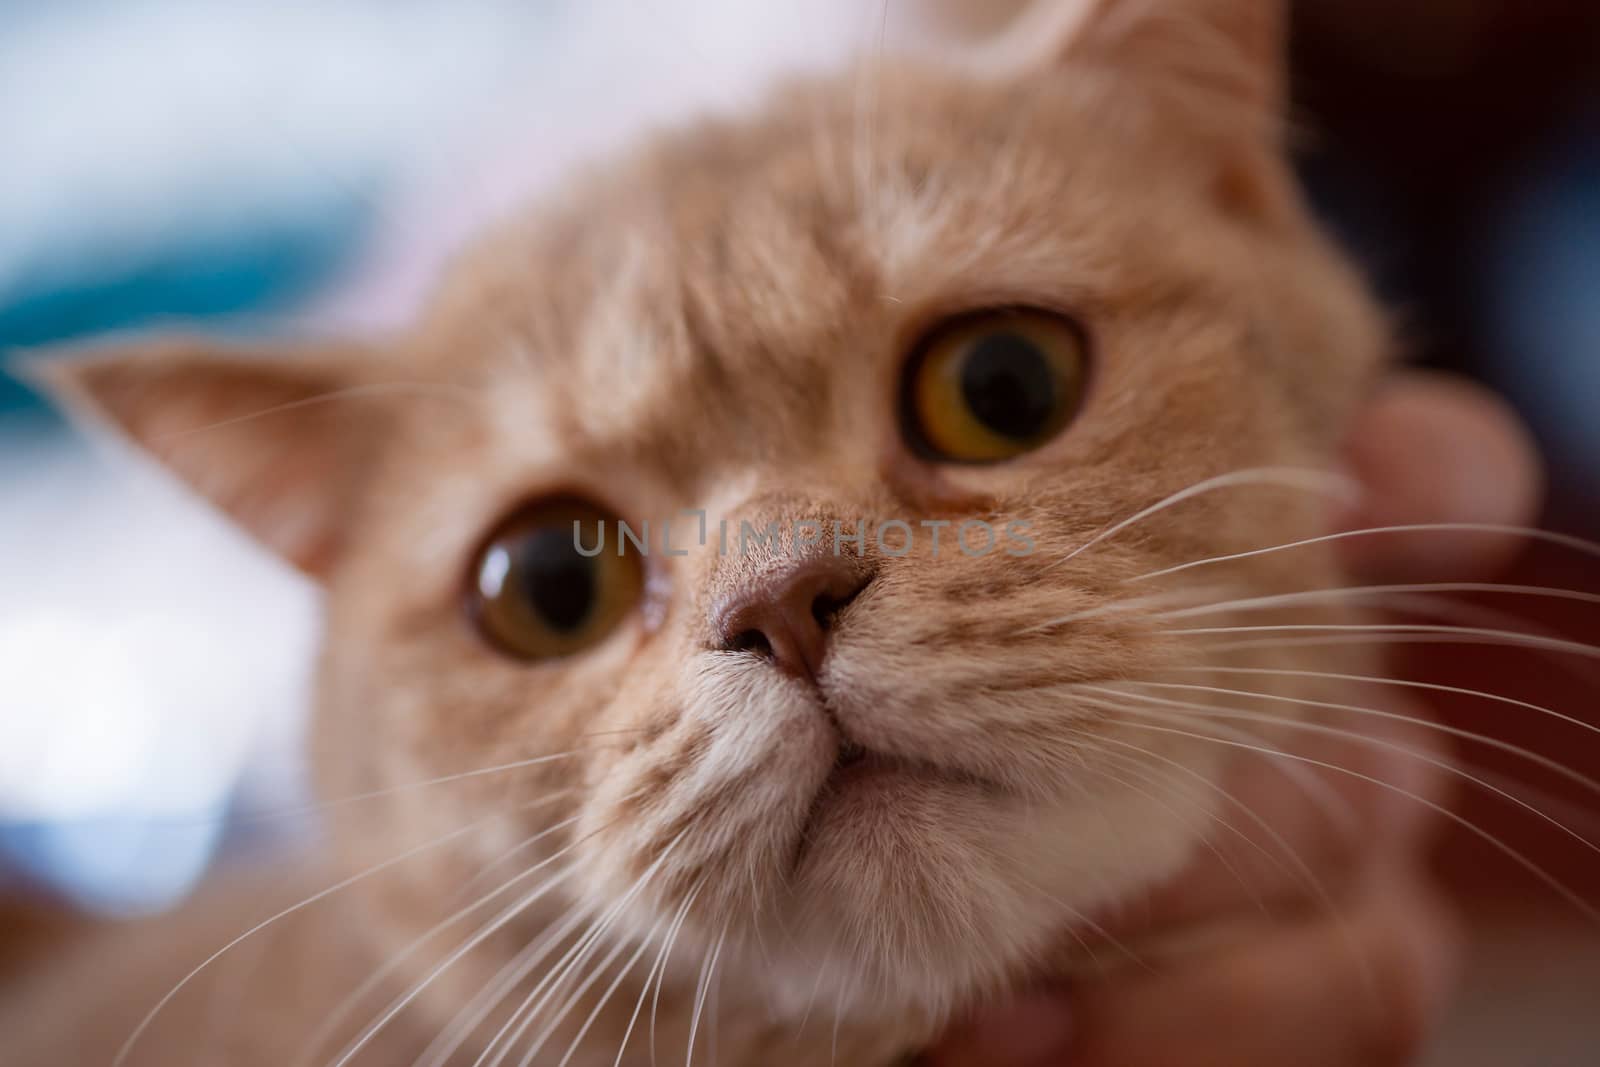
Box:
[515,526,596,633]
[959,332,1058,440]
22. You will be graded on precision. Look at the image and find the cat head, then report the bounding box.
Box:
[35,0,1385,1039]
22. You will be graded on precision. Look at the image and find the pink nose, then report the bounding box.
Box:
[712,556,872,681]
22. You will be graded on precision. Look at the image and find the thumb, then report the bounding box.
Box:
[921,989,1075,1066]
[1338,370,1543,581]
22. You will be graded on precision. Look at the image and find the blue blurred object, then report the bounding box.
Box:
[0,207,359,911]
[0,0,566,916]
[0,210,364,417]
[1478,105,1600,515]
[0,1,386,912]
[2,816,229,917]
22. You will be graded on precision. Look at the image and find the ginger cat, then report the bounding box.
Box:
[6,1,1392,1063]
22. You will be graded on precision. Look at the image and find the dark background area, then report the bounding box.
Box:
[1292,0,1600,905]
[1294,0,1600,522]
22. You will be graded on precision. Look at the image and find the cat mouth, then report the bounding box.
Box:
[817,737,1006,800]
[788,737,1006,875]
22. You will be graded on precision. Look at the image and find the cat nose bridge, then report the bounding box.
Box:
[711,553,873,682]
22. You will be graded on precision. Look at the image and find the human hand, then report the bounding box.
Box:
[924,371,1543,1066]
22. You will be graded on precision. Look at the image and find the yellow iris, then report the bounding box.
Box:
[469,497,643,661]
[903,309,1089,463]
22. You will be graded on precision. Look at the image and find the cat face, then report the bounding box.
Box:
[42,0,1387,1043]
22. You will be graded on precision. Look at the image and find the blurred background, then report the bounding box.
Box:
[0,0,1596,1060]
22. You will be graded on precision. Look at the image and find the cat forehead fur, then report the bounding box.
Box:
[357,53,1382,579]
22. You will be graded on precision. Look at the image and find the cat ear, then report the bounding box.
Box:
[21,336,383,580]
[977,0,1285,123]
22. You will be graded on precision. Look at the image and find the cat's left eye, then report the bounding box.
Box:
[468,497,642,661]
[901,308,1089,463]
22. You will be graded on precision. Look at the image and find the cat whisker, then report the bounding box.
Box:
[335,865,580,1067]
[790,935,834,1046]
[411,899,589,1067]
[1320,590,1600,686]
[850,0,881,246]
[613,881,703,1067]
[1105,706,1600,925]
[1093,685,1600,864]
[742,863,782,1022]
[517,848,694,1067]
[1046,467,1356,571]
[113,806,522,1067]
[1131,564,1599,684]
[444,790,583,909]
[1155,581,1600,621]
[154,380,487,445]
[481,912,622,1066]
[119,754,590,834]
[1116,678,1600,801]
[1465,764,1600,842]
[531,870,700,1067]
[321,813,600,1067]
[478,914,613,1065]
[1134,523,1600,584]
[649,900,680,1067]
[1171,664,1600,745]
[1205,632,1600,658]
[686,915,732,1067]
[553,911,667,1067]
[479,832,686,1067]
[515,919,640,1067]
[222,733,642,830]
[299,803,584,1066]
[709,950,724,1067]
[1165,621,1600,661]
[427,902,595,1067]
[1021,584,1241,635]
[1071,733,1396,1012]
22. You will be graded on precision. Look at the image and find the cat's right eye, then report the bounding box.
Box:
[468,497,642,661]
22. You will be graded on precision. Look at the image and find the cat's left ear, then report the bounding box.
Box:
[974,0,1286,126]
[20,336,384,580]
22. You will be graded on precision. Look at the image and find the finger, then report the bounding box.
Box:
[1338,370,1543,581]
[1069,869,1461,1067]
[920,988,1076,1067]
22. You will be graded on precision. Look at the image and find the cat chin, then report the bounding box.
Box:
[756,774,1210,1019]
[567,654,1215,1024]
